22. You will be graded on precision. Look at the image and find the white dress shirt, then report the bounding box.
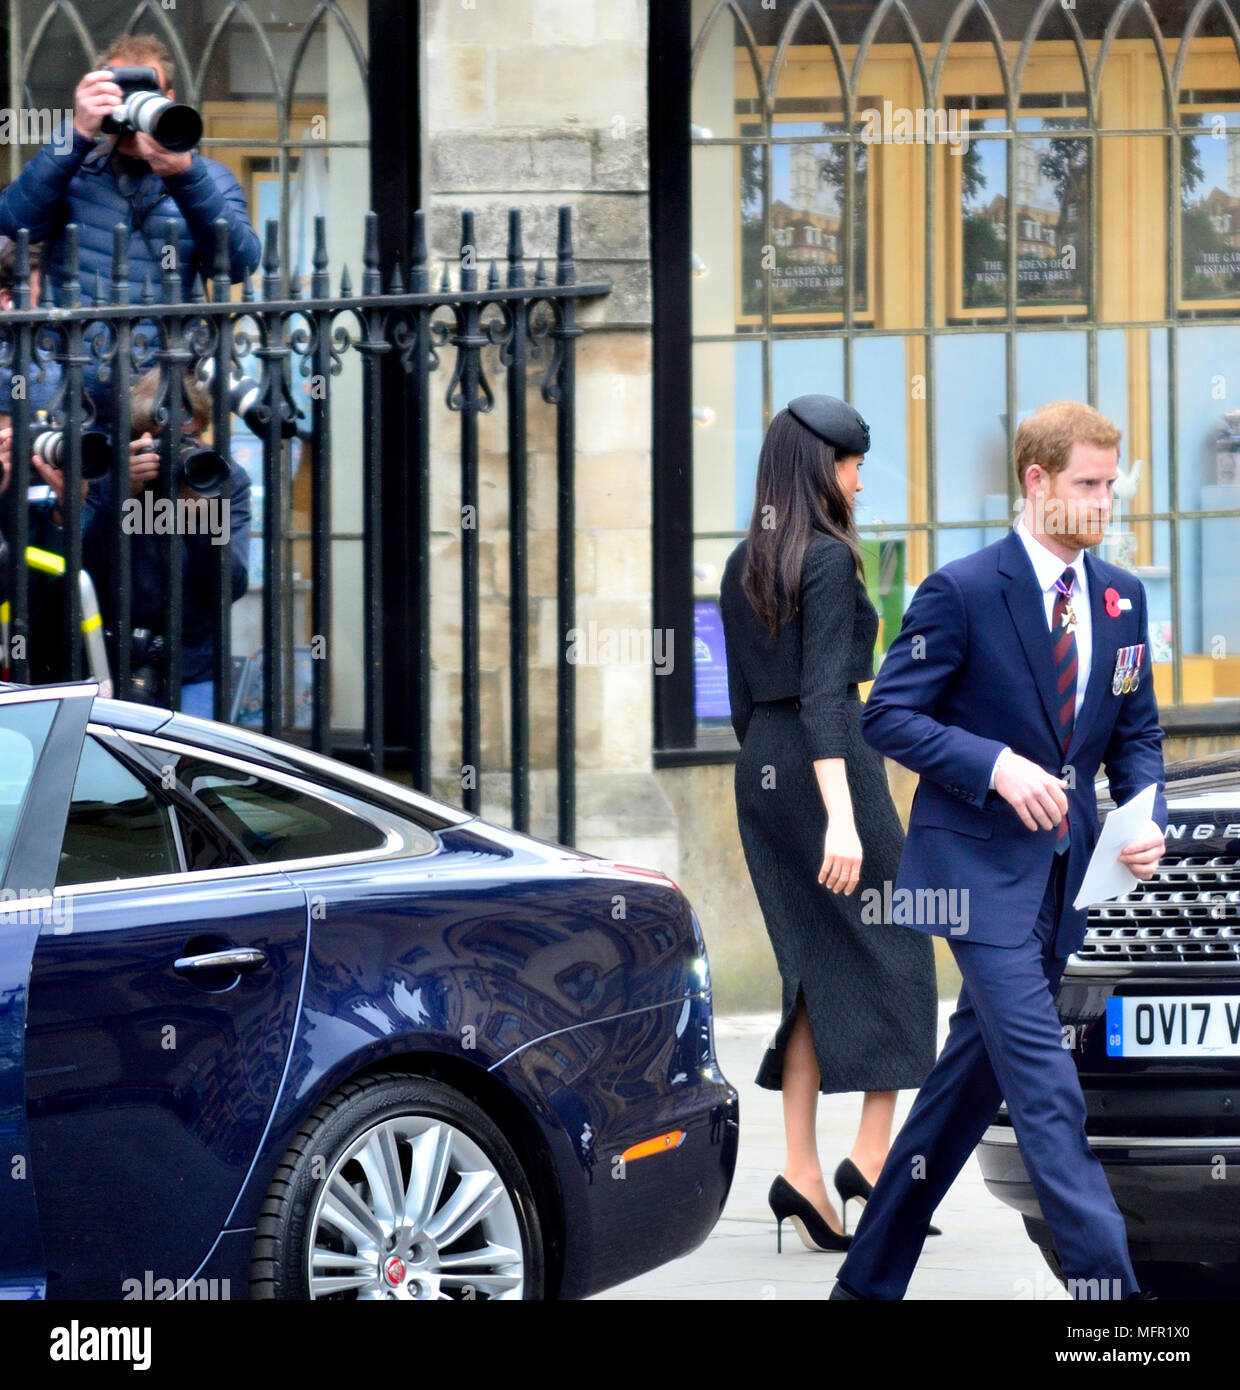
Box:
[988,516,1091,787]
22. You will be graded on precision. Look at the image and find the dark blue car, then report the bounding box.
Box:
[0,682,738,1300]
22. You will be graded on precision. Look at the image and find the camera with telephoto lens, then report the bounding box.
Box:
[170,435,230,499]
[100,65,203,153]
[128,627,166,705]
[196,358,298,439]
[32,427,111,481]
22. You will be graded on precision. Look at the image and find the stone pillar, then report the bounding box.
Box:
[424,0,679,877]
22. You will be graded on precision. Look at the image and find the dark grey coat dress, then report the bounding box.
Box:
[720,531,937,1094]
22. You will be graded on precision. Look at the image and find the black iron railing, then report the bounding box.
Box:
[0,206,610,845]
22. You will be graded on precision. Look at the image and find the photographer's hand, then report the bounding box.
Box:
[130,131,192,179]
[129,434,160,498]
[73,70,125,141]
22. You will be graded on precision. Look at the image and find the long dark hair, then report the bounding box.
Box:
[741,408,864,639]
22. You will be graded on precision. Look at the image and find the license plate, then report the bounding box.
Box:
[1106,995,1240,1058]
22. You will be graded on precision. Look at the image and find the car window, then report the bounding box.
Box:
[58,737,180,887]
[170,756,389,865]
[0,701,56,882]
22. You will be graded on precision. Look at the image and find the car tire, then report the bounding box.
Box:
[250,1070,545,1300]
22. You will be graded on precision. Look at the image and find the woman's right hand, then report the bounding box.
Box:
[818,820,863,895]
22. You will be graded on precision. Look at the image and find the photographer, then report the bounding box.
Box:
[0,236,87,683]
[84,367,251,717]
[0,34,261,428]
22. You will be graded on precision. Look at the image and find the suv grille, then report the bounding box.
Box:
[1079,856,1240,963]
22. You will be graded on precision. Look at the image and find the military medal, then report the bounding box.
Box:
[1054,574,1077,632]
[1111,644,1145,695]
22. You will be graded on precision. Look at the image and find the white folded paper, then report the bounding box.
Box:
[1072,782,1159,910]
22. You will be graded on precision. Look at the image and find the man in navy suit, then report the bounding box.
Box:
[830,400,1166,1301]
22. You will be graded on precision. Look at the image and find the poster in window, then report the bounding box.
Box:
[739,122,869,324]
[953,128,1089,317]
[1179,111,1240,309]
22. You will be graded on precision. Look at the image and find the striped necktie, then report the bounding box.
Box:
[1051,567,1077,850]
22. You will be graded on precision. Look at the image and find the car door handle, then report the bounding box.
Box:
[174,947,269,975]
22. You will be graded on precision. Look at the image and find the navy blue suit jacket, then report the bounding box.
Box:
[860,529,1167,956]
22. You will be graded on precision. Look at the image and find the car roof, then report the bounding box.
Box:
[0,682,472,832]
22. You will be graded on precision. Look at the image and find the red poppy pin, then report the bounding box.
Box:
[1104,587,1122,618]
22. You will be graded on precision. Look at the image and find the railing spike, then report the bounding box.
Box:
[212,221,230,303]
[62,223,81,309]
[161,217,180,302]
[507,208,525,288]
[410,210,428,292]
[556,205,576,287]
[312,215,329,298]
[363,210,381,295]
[262,219,281,299]
[459,209,477,292]
[112,222,130,305]
[13,228,30,309]
[212,217,230,282]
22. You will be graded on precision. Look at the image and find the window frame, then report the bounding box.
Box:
[49,727,438,899]
[652,0,1240,763]
[53,729,186,890]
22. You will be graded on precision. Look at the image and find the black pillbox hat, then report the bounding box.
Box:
[786,394,870,456]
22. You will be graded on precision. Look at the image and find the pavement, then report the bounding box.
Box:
[595,1004,1070,1301]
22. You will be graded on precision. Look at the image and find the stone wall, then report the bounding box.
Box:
[423,0,680,873]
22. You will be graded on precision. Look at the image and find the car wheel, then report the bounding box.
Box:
[251,1071,545,1300]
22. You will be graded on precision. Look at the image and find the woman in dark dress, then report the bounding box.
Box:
[719,395,938,1252]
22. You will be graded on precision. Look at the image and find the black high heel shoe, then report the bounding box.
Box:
[833,1158,942,1237]
[768,1176,852,1252]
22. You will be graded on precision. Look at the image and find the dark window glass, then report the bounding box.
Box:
[58,738,180,886]
[172,757,387,864]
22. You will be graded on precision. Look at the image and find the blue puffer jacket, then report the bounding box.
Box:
[0,125,261,301]
[0,126,261,429]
